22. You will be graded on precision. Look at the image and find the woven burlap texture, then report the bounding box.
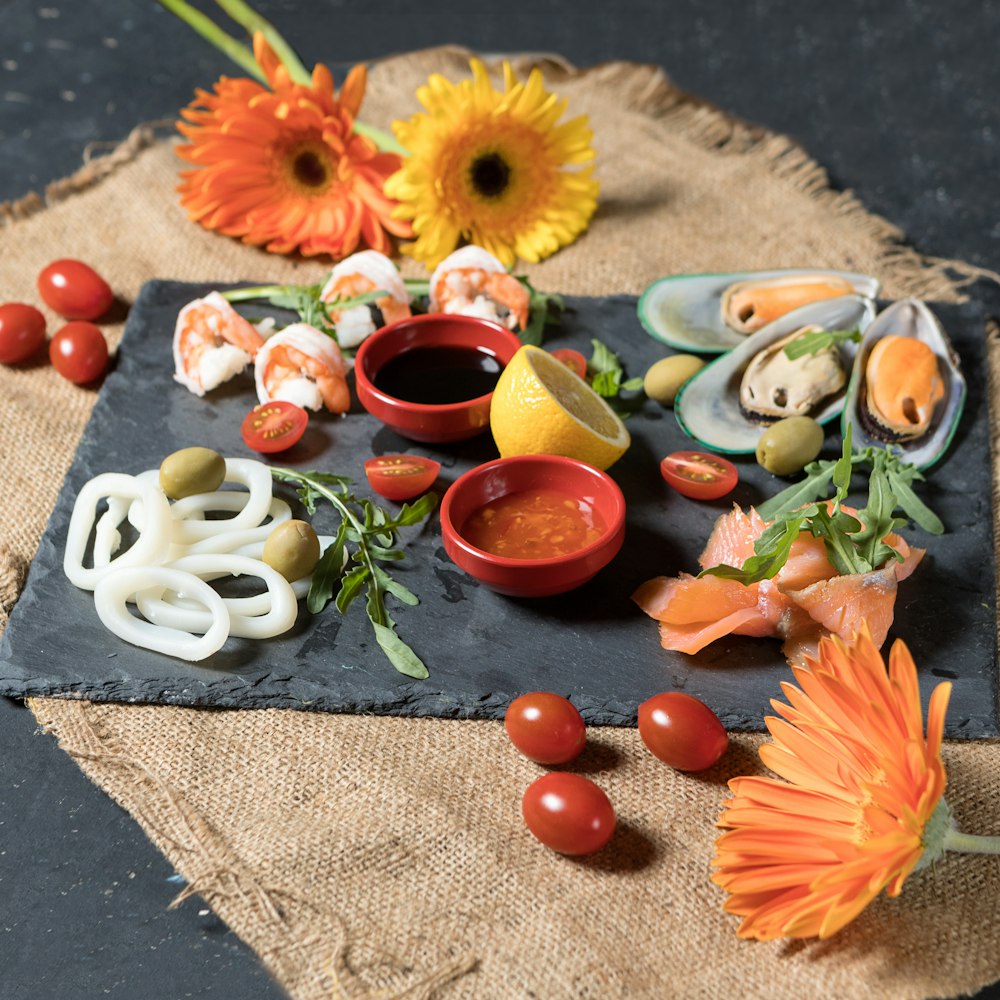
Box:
[4,47,999,1000]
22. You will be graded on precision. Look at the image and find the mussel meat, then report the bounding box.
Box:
[721,274,855,335]
[739,326,846,422]
[862,336,944,441]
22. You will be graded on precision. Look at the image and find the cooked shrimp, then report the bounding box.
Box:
[254,322,350,414]
[429,246,530,332]
[320,250,411,349]
[173,291,265,396]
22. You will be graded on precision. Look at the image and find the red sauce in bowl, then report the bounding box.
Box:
[461,488,608,559]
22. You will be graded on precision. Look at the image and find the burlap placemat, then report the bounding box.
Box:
[4,47,999,1000]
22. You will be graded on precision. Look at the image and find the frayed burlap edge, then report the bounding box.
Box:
[26,696,479,1000]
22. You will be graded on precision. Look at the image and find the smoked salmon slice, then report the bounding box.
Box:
[633,505,924,664]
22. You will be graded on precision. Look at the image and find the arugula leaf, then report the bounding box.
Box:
[783,327,861,360]
[587,338,645,410]
[707,424,944,585]
[755,460,839,521]
[270,467,438,678]
[306,523,347,614]
[517,277,565,347]
[702,516,807,584]
[221,284,389,347]
[882,452,945,535]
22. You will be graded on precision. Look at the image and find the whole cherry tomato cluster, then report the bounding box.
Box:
[505,690,728,856]
[0,259,114,384]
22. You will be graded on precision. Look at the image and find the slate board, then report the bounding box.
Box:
[1,280,996,736]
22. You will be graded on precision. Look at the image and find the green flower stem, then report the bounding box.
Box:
[220,284,300,303]
[212,0,311,84]
[353,120,408,156]
[943,829,1000,856]
[158,0,264,82]
[161,0,409,156]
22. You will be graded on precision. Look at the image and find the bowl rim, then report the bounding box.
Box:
[353,313,524,415]
[440,454,627,570]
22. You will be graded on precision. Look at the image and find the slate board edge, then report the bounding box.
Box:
[1,280,995,739]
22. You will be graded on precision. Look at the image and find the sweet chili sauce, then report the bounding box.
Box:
[461,489,607,559]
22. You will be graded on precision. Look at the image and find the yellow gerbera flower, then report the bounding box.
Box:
[713,627,1000,941]
[385,59,599,269]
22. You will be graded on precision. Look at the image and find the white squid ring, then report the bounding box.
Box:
[64,473,173,591]
[169,458,274,544]
[135,554,298,639]
[94,566,230,661]
[181,497,293,554]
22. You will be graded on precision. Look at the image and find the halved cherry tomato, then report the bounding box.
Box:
[0,303,46,364]
[660,450,738,501]
[364,454,441,501]
[241,401,308,453]
[550,348,587,379]
[637,692,728,771]
[521,772,616,855]
[505,692,586,765]
[37,259,114,320]
[49,321,108,384]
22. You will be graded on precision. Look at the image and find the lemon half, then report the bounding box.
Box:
[490,346,631,470]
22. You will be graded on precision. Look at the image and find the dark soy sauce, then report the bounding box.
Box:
[373,346,503,404]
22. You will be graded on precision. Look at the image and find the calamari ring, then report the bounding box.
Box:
[182,498,293,555]
[94,566,230,661]
[135,554,298,639]
[169,458,274,544]
[92,495,131,568]
[64,473,173,591]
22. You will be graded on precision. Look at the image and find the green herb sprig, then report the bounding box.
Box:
[703,427,943,586]
[782,327,861,361]
[222,284,389,346]
[403,276,565,347]
[517,277,565,347]
[587,338,644,408]
[270,467,438,679]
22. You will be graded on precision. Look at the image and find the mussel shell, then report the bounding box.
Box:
[638,268,880,354]
[674,295,876,454]
[842,298,966,471]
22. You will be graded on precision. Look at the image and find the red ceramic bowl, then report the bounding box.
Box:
[440,455,627,598]
[353,314,524,443]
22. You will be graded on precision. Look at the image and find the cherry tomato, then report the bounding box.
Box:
[521,772,616,855]
[364,454,441,501]
[241,401,309,453]
[505,692,586,765]
[48,321,108,384]
[660,450,738,501]
[37,259,114,320]
[637,692,728,771]
[550,348,587,379]
[0,303,46,364]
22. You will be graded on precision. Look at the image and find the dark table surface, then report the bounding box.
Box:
[2,2,998,998]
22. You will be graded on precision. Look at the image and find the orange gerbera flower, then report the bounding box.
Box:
[713,627,952,940]
[176,33,412,259]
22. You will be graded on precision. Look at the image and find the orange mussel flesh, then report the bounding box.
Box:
[864,335,944,441]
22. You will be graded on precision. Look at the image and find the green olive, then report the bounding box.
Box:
[263,520,321,582]
[755,416,825,476]
[643,354,705,406]
[159,447,226,500]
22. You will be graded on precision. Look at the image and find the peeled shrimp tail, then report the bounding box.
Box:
[254,322,350,414]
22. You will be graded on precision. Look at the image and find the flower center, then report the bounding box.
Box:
[469,152,512,199]
[283,140,333,195]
